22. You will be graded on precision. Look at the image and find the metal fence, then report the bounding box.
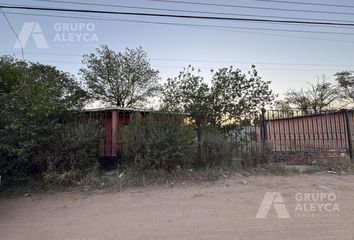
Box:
[259,109,354,159]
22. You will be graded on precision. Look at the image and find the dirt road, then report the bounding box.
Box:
[1,174,354,240]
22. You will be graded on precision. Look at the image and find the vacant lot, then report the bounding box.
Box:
[1,174,354,240]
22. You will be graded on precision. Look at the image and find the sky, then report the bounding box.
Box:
[1,0,354,97]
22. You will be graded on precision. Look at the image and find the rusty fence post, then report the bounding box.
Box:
[261,108,267,145]
[343,109,353,161]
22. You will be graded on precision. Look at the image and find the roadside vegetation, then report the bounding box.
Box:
[1,45,354,195]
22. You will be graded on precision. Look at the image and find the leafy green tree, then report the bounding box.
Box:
[284,77,337,113]
[210,66,274,126]
[163,66,210,156]
[163,65,275,163]
[0,55,88,181]
[335,71,354,105]
[81,45,160,108]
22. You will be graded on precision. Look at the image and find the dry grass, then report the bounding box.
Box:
[4,157,353,198]
[311,158,354,173]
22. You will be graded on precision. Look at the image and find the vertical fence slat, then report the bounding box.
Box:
[292,112,297,151]
[343,109,353,161]
[252,109,354,163]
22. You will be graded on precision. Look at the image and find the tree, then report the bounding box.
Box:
[284,88,312,114]
[81,45,160,108]
[334,71,354,105]
[0,55,88,181]
[210,66,274,126]
[163,66,211,161]
[272,100,292,112]
[284,77,337,113]
[308,78,337,112]
[163,65,275,163]
[271,100,295,118]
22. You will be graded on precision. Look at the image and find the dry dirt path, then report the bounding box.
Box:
[1,174,354,240]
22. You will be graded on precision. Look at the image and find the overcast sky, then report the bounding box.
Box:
[1,0,354,96]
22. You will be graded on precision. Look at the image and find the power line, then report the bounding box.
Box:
[248,0,354,9]
[28,0,354,24]
[0,8,24,59]
[5,10,354,37]
[139,0,354,17]
[0,7,27,99]
[207,25,354,43]
[23,60,353,72]
[151,58,354,67]
[2,50,353,68]
[2,5,354,27]
[4,11,354,45]
[25,0,272,19]
[1,51,348,73]
[8,58,347,72]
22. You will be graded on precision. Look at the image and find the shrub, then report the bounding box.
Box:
[119,113,196,171]
[35,122,103,185]
[237,143,272,169]
[199,128,272,169]
[42,170,86,186]
[199,129,234,167]
[312,158,353,173]
[0,56,88,183]
[0,153,29,183]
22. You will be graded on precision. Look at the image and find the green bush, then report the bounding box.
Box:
[119,115,270,172]
[200,129,234,167]
[0,56,88,183]
[199,128,272,169]
[0,153,29,183]
[35,122,103,185]
[237,143,272,169]
[119,113,196,171]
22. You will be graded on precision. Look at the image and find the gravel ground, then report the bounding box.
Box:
[1,174,354,240]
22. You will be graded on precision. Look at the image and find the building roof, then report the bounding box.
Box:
[83,107,190,116]
[83,107,153,113]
